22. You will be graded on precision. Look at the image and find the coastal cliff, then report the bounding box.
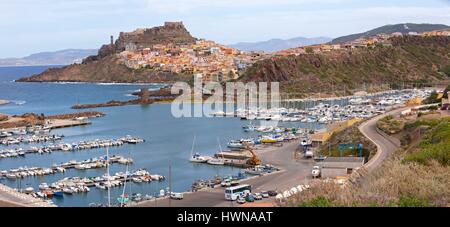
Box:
[17,26,450,96]
[16,22,195,83]
[239,36,450,97]
[16,54,190,83]
[96,21,197,60]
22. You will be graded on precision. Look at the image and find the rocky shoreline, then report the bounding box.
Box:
[72,99,153,109]
[0,112,105,129]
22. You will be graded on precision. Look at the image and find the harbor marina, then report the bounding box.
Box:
[0,67,436,206]
[28,169,165,199]
[0,155,133,179]
[0,135,144,160]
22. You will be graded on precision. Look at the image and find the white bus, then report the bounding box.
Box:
[225,184,252,201]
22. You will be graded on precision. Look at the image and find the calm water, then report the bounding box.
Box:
[0,66,325,207]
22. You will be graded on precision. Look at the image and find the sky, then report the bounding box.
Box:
[0,0,450,58]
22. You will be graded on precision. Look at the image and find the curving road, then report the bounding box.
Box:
[134,141,313,207]
[358,106,407,172]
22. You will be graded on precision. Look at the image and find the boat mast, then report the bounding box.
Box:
[217,138,223,153]
[120,150,131,207]
[168,161,172,208]
[106,147,111,207]
[190,135,196,157]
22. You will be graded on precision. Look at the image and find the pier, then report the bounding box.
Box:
[0,155,133,180]
[0,135,144,160]
[30,169,165,199]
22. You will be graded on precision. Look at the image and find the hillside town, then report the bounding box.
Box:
[117,27,450,83]
[276,29,450,56]
[119,39,268,82]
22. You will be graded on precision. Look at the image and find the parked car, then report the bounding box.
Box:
[245,194,255,202]
[237,197,246,204]
[261,191,270,198]
[170,192,184,200]
[254,193,263,200]
[221,179,231,187]
[312,166,321,178]
[305,150,314,158]
[267,190,278,197]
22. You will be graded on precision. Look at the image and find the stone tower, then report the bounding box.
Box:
[110,35,115,54]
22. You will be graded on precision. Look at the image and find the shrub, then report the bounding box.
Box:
[298,196,335,207]
[443,85,450,99]
[424,91,441,104]
[440,65,450,77]
[405,119,450,166]
[398,197,433,207]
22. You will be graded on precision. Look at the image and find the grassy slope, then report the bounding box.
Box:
[241,36,450,97]
[317,124,377,160]
[284,116,450,207]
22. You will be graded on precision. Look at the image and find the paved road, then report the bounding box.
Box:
[358,106,407,172]
[135,141,313,207]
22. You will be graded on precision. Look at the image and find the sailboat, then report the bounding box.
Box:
[242,121,256,132]
[207,138,225,165]
[118,150,131,207]
[189,135,211,163]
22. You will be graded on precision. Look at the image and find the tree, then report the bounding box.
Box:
[440,65,450,77]
[305,47,314,54]
[443,85,450,99]
[424,91,441,104]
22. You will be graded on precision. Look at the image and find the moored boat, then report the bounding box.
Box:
[207,158,225,165]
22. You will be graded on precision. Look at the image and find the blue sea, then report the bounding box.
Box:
[0,66,323,207]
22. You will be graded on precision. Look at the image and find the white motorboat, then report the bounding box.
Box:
[6,173,17,179]
[244,165,265,175]
[212,111,225,117]
[227,141,245,149]
[132,177,143,183]
[190,153,211,163]
[207,158,225,165]
[39,183,50,190]
[207,138,225,165]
